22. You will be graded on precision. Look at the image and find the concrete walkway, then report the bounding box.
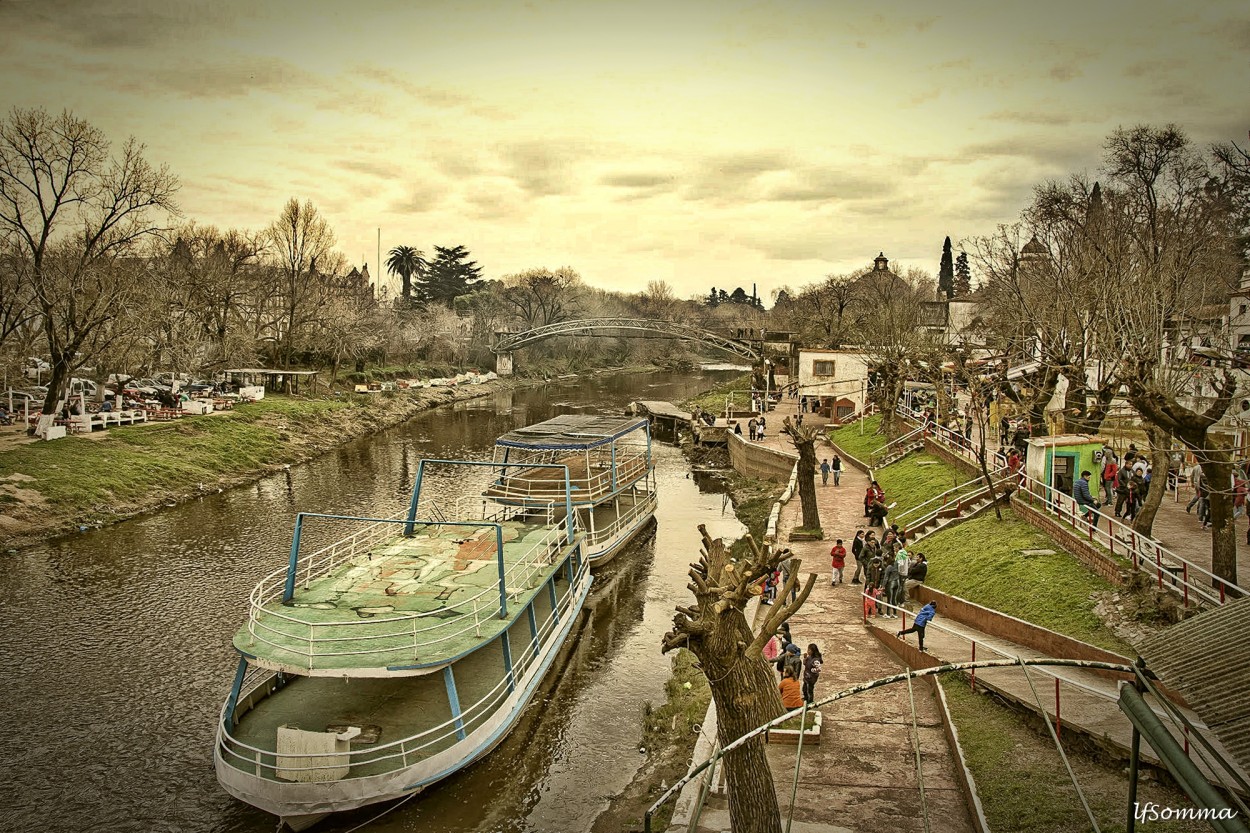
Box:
[888,608,1247,789]
[683,395,977,832]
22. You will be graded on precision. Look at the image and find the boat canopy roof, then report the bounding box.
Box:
[495,414,649,451]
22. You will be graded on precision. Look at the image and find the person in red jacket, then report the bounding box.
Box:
[829,539,847,586]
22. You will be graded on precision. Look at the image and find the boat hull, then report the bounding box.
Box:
[216,567,593,825]
[586,510,656,567]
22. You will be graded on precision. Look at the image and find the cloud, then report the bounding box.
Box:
[1048,62,1083,81]
[758,169,892,203]
[600,171,675,188]
[387,181,447,214]
[349,64,514,120]
[498,140,595,196]
[64,54,324,100]
[988,110,1079,127]
[0,0,240,53]
[337,159,393,179]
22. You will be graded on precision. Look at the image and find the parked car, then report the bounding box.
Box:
[1,389,40,409]
[67,378,98,398]
[186,379,215,393]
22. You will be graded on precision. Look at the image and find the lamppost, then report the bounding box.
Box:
[763,359,772,412]
[860,376,866,436]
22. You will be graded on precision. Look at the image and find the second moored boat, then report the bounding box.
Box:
[484,414,657,566]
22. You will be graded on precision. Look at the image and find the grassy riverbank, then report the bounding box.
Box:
[919,507,1134,654]
[0,384,512,547]
[682,373,751,413]
[826,413,890,462]
[940,675,1207,832]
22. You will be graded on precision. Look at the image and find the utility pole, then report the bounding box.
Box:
[377,228,381,297]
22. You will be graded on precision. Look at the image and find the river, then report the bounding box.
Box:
[0,369,745,833]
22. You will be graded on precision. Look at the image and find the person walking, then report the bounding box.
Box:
[831,454,842,486]
[1101,453,1119,507]
[801,644,823,704]
[1114,464,1133,519]
[820,458,830,486]
[850,529,865,583]
[882,558,902,617]
[830,539,846,586]
[747,417,758,441]
[898,601,937,652]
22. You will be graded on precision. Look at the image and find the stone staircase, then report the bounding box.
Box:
[897,476,1013,544]
[868,427,925,469]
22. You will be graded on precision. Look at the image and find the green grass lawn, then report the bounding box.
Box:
[874,453,967,519]
[940,675,1208,832]
[1,395,358,517]
[826,413,889,462]
[918,507,1133,654]
[682,372,752,413]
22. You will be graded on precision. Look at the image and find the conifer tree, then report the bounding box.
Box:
[938,236,955,299]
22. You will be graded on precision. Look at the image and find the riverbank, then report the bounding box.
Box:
[0,363,691,549]
[0,381,523,548]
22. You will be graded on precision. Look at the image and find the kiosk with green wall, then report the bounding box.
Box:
[1024,434,1106,501]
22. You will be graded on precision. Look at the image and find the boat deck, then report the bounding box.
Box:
[234,518,578,673]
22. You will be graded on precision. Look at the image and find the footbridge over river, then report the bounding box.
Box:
[491,318,760,374]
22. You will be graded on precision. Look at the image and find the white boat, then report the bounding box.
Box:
[483,414,657,566]
[214,459,589,830]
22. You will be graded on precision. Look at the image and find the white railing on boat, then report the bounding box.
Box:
[218,562,589,781]
[242,512,577,668]
[585,490,658,549]
[487,450,649,503]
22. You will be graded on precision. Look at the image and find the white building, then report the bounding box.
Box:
[795,348,870,421]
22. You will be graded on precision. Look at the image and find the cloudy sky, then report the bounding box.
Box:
[2,0,1247,301]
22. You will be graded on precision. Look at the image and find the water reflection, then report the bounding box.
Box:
[1,370,743,833]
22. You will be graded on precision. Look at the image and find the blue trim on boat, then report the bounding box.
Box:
[400,567,592,792]
[443,666,466,741]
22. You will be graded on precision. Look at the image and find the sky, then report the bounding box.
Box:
[1,0,1247,301]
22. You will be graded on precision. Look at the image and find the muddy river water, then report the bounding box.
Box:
[0,369,746,833]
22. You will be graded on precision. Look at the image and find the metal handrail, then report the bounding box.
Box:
[585,491,658,546]
[218,562,590,779]
[896,399,1242,606]
[893,466,1011,530]
[868,425,925,466]
[1012,471,1243,606]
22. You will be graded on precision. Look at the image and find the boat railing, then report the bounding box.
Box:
[242,515,577,668]
[586,490,659,547]
[489,450,649,502]
[219,557,589,781]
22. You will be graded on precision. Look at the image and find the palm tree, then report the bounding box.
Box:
[385,245,425,305]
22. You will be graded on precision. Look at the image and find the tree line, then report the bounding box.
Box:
[0,109,771,423]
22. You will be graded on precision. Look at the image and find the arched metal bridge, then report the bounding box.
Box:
[492,318,761,362]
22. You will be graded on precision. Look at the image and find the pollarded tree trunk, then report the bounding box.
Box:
[662,527,816,833]
[785,417,821,530]
[1132,424,1172,537]
[1130,376,1239,592]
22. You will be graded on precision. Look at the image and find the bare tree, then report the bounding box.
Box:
[662,527,816,833]
[266,198,341,369]
[501,267,580,330]
[1091,125,1242,588]
[0,108,178,432]
[784,416,822,530]
[794,272,858,348]
[852,263,933,435]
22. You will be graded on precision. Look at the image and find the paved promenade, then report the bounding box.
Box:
[682,396,976,832]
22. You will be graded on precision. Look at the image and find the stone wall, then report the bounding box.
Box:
[727,431,798,483]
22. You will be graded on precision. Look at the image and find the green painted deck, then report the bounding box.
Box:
[234,519,579,672]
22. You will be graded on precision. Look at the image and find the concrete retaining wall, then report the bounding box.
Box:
[727,431,797,483]
[911,586,1134,685]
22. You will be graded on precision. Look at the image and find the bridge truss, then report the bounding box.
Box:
[492,318,761,362]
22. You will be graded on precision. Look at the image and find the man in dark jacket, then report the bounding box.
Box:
[850,530,865,583]
[1073,470,1098,524]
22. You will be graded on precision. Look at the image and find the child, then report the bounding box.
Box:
[863,585,878,619]
[802,643,823,703]
[830,539,846,586]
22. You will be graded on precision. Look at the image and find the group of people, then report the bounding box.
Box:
[764,622,823,706]
[1097,448,1154,522]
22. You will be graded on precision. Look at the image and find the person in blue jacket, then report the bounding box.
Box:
[897,601,937,652]
[1073,469,1099,524]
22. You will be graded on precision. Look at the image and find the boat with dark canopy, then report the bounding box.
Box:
[484,414,656,566]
